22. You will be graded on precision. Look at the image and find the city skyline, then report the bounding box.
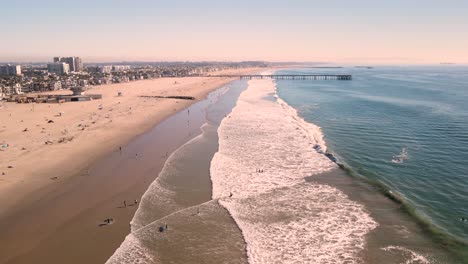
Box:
[1,0,468,64]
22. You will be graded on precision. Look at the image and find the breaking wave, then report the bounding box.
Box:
[210,78,378,263]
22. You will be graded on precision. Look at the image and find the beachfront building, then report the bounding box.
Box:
[31,82,49,92]
[0,64,22,76]
[61,78,77,89]
[0,84,5,97]
[47,62,70,75]
[79,79,88,86]
[9,84,22,95]
[49,81,62,90]
[94,77,112,85]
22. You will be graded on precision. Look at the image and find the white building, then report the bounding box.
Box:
[100,65,112,73]
[49,81,62,90]
[47,62,70,75]
[0,64,21,75]
[79,79,88,86]
[0,84,5,97]
[112,65,131,71]
[10,84,22,95]
[61,79,76,89]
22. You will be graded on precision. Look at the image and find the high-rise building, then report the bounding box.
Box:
[60,57,76,72]
[47,62,70,75]
[52,56,84,72]
[74,57,83,72]
[0,64,21,75]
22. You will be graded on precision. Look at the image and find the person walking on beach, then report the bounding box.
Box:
[123,201,127,207]
[134,199,138,205]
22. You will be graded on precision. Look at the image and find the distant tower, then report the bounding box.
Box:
[47,62,70,75]
[53,56,83,72]
[0,64,21,76]
[61,57,76,72]
[74,57,83,72]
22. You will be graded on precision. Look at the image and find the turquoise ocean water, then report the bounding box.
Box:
[276,66,468,248]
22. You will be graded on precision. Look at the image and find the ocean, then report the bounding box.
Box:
[107,66,468,264]
[276,66,468,262]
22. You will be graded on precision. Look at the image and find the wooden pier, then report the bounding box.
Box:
[209,74,352,80]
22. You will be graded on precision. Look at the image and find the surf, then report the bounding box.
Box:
[210,78,378,263]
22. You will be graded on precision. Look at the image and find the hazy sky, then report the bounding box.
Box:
[1,0,467,63]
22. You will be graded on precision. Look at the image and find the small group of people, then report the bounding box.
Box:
[123,199,138,208]
[256,169,264,173]
[104,218,114,225]
[159,223,168,232]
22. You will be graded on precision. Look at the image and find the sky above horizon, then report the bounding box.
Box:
[1,0,467,64]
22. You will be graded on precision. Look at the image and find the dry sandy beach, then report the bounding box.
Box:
[0,68,261,264]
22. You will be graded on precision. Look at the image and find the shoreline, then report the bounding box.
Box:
[0,68,263,264]
[107,80,249,263]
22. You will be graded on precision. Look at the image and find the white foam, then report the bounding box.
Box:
[211,78,378,263]
[392,147,409,164]
[105,234,156,264]
[382,246,430,264]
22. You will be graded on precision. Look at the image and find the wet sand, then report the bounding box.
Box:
[131,200,247,264]
[0,77,252,264]
[106,79,249,263]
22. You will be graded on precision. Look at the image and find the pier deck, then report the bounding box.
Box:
[209,74,352,80]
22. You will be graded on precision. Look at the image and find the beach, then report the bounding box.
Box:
[107,81,250,263]
[109,76,378,264]
[2,66,465,264]
[111,72,464,264]
[0,68,261,264]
